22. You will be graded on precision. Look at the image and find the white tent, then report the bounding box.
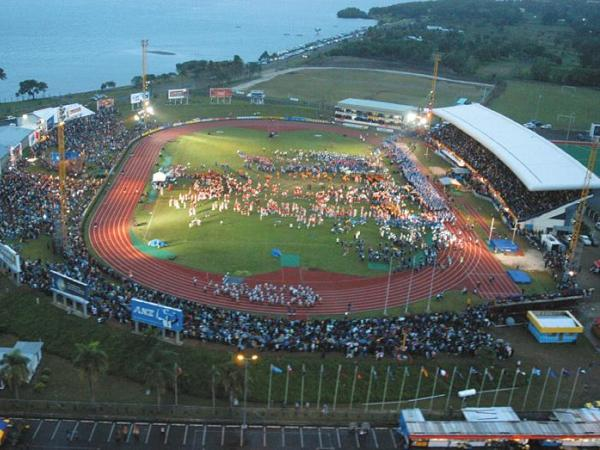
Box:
[152,172,167,183]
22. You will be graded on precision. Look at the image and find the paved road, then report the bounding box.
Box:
[233,66,495,92]
[11,418,401,449]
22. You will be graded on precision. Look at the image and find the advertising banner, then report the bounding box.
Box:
[168,89,189,100]
[209,88,233,98]
[130,92,149,105]
[131,298,184,332]
[96,98,115,110]
[0,243,21,273]
[50,270,89,301]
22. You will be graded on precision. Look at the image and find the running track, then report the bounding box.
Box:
[89,120,519,316]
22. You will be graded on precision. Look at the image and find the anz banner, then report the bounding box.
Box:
[50,270,89,301]
[131,298,184,332]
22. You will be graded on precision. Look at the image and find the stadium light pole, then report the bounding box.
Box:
[236,353,258,429]
[384,254,394,315]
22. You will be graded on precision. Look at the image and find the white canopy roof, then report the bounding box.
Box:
[433,103,600,192]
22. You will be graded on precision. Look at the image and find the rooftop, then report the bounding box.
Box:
[527,310,584,333]
[433,103,600,192]
[0,125,33,158]
[337,98,416,115]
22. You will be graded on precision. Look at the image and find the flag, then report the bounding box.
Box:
[532,368,542,376]
[421,367,429,378]
[287,364,293,373]
[456,370,465,380]
[562,369,571,377]
[372,368,378,380]
[271,365,283,374]
[549,369,558,378]
[440,369,448,378]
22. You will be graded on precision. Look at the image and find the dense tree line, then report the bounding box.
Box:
[337,7,368,19]
[175,55,261,84]
[333,0,600,87]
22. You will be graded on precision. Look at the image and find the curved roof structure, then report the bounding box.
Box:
[433,103,600,192]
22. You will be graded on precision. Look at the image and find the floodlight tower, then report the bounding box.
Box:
[426,52,442,121]
[57,106,68,252]
[565,138,598,278]
[141,39,150,126]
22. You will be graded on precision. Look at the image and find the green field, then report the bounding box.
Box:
[489,80,600,131]
[132,127,430,276]
[250,68,489,108]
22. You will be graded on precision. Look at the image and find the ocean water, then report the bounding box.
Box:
[0,0,401,100]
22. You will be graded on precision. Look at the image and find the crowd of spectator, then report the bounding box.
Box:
[430,124,579,220]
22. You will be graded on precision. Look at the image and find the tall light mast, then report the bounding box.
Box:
[427,52,442,121]
[141,39,149,94]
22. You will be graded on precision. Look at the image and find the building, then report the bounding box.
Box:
[433,103,600,231]
[334,98,418,130]
[0,125,33,174]
[399,407,600,448]
[527,310,584,343]
[0,341,44,383]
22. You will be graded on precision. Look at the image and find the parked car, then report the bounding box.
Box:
[595,221,600,230]
[581,235,593,246]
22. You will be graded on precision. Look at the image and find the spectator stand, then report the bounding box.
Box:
[49,270,90,319]
[0,242,21,285]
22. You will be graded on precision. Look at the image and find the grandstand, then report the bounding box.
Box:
[431,103,600,231]
[334,98,417,130]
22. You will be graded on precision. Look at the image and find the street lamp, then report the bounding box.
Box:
[236,353,259,429]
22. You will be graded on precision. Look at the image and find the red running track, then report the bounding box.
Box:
[89,120,520,316]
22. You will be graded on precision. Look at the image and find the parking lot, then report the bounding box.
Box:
[12,418,401,449]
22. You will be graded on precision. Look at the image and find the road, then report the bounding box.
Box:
[233,66,495,92]
[10,418,400,449]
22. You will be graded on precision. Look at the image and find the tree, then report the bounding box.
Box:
[16,79,48,99]
[73,341,109,402]
[100,81,116,90]
[0,350,30,399]
[138,346,176,406]
[0,68,6,80]
[216,362,245,407]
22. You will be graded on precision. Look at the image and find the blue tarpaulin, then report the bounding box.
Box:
[507,270,532,284]
[271,248,282,258]
[490,239,519,253]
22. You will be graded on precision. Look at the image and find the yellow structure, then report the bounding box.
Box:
[527,310,583,343]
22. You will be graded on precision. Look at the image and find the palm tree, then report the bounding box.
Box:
[217,363,245,407]
[0,68,6,80]
[138,347,176,406]
[0,350,30,399]
[73,341,109,402]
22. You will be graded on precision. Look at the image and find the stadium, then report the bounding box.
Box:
[0,55,599,449]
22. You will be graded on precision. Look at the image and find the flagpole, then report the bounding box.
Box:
[365,366,375,412]
[492,368,505,407]
[507,368,519,407]
[350,365,358,410]
[522,368,535,410]
[537,367,551,410]
[429,368,439,411]
[284,366,290,407]
[381,366,391,412]
[552,368,564,409]
[397,367,408,412]
[212,364,216,414]
[445,367,457,411]
[567,367,581,408]
[332,364,342,412]
[462,367,473,408]
[316,364,324,410]
[267,365,273,409]
[413,367,424,408]
[476,368,488,407]
[300,364,306,409]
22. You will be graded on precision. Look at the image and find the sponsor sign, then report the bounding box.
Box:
[130,92,149,105]
[96,98,115,110]
[168,89,189,100]
[0,243,21,273]
[66,106,82,118]
[209,88,233,99]
[131,298,184,332]
[50,270,89,301]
